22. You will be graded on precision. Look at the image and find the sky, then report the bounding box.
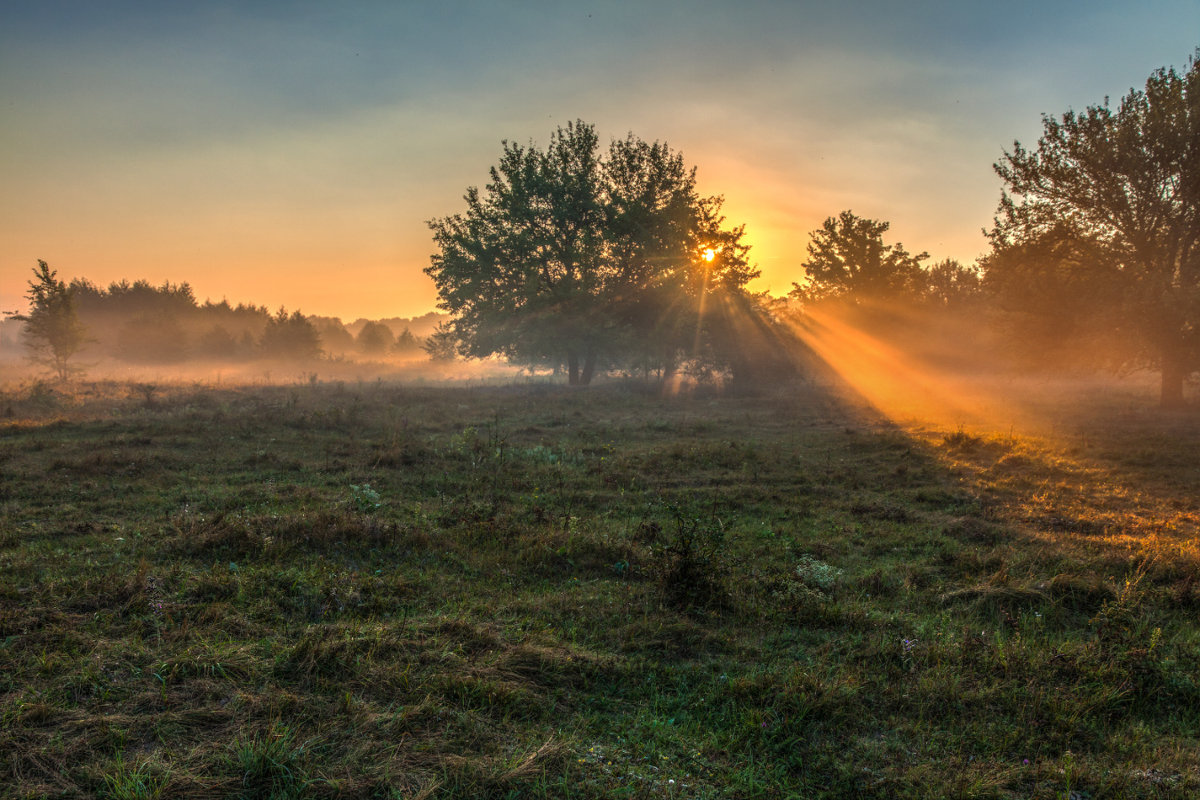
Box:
[2,1,1197,322]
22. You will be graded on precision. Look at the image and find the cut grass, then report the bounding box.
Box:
[0,376,1198,798]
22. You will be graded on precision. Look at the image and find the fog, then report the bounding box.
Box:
[1,285,1187,435]
[783,298,1180,446]
[0,352,529,391]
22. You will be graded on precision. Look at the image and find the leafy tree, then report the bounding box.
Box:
[989,53,1200,407]
[197,325,238,359]
[116,313,190,363]
[790,211,929,305]
[356,321,394,354]
[392,327,420,353]
[923,259,982,308]
[309,317,355,354]
[981,223,1132,369]
[426,121,766,385]
[12,261,90,380]
[260,307,322,360]
[423,321,459,362]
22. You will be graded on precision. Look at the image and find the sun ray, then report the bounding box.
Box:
[787,305,1040,435]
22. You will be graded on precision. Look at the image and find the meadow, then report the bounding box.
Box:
[1,373,1198,799]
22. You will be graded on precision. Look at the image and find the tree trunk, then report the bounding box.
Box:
[580,350,596,386]
[1161,350,1186,409]
[567,352,580,386]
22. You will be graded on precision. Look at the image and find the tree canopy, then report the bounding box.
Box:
[260,307,323,361]
[426,121,780,385]
[790,211,930,306]
[988,53,1200,406]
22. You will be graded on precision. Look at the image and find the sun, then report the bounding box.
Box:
[702,248,716,262]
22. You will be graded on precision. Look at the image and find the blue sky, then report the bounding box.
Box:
[2,1,1197,319]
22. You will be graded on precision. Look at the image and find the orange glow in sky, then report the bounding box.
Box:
[2,4,1195,322]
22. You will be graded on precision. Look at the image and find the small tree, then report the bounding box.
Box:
[791,211,928,305]
[392,327,420,353]
[422,321,459,361]
[12,261,89,380]
[990,53,1200,407]
[923,259,982,308]
[356,321,394,354]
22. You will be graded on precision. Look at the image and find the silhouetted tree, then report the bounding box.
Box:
[423,322,459,361]
[426,121,766,385]
[309,318,355,354]
[981,223,1132,370]
[791,211,928,305]
[392,327,420,353]
[260,308,322,360]
[356,321,394,354]
[12,261,89,380]
[923,259,982,308]
[197,325,238,359]
[116,313,189,363]
[989,52,1200,407]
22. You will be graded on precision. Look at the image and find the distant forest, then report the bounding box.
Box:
[0,277,445,364]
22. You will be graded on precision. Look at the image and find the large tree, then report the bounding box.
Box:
[425,121,765,385]
[989,53,1200,407]
[12,260,90,380]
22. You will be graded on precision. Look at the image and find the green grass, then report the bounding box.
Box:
[1,376,1198,798]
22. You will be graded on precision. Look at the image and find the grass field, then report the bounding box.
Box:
[1,374,1198,798]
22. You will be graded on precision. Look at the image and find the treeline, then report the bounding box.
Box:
[52,278,437,364]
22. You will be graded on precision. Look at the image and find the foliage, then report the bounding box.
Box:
[348,483,382,512]
[355,320,394,354]
[423,320,460,361]
[981,223,1133,370]
[791,210,929,305]
[11,260,90,380]
[260,307,323,360]
[196,324,239,359]
[988,52,1200,406]
[654,507,729,610]
[115,313,191,363]
[63,278,353,363]
[73,277,197,317]
[426,121,775,384]
[309,317,356,354]
[923,258,982,308]
[793,554,843,592]
[391,326,421,353]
